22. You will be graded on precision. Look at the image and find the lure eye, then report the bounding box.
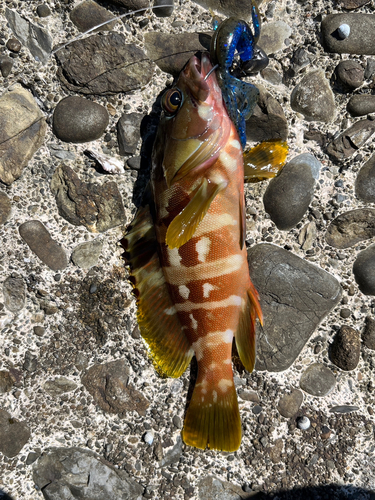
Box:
[162,89,182,115]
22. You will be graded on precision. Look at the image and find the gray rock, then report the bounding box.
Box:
[353,243,375,295]
[329,405,359,413]
[36,4,51,17]
[48,144,76,161]
[336,60,364,89]
[0,55,13,77]
[300,363,336,397]
[198,475,248,500]
[192,0,257,19]
[289,47,315,76]
[0,409,30,458]
[0,191,11,225]
[355,153,375,202]
[51,165,126,233]
[69,0,117,32]
[33,447,143,500]
[325,208,375,248]
[261,67,282,86]
[0,371,14,394]
[339,0,370,9]
[290,69,336,123]
[5,8,52,63]
[365,58,375,79]
[81,360,149,416]
[322,14,375,55]
[144,32,211,77]
[53,96,109,143]
[43,377,78,397]
[347,95,375,116]
[106,0,149,9]
[0,84,46,185]
[160,435,183,467]
[33,326,45,337]
[329,326,361,370]
[363,316,375,350]
[153,0,174,17]
[19,220,68,271]
[238,390,260,403]
[258,21,292,55]
[263,154,321,231]
[327,118,375,161]
[23,351,38,372]
[117,113,144,156]
[246,85,288,142]
[3,276,25,313]
[247,244,341,372]
[55,32,154,95]
[71,239,103,268]
[277,389,304,418]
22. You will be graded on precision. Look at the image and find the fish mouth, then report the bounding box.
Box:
[182,53,212,102]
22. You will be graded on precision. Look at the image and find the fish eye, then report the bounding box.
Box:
[162,88,182,115]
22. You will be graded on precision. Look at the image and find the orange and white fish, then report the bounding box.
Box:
[125,52,286,451]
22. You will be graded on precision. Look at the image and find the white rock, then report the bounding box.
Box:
[143,430,154,445]
[297,416,311,430]
[86,149,125,174]
[337,24,350,40]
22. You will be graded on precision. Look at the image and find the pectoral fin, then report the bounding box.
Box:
[166,178,227,249]
[243,140,288,182]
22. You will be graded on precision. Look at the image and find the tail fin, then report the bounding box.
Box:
[182,376,241,452]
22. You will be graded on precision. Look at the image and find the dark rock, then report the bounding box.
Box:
[0,55,13,77]
[258,21,292,55]
[69,0,117,32]
[347,95,375,116]
[19,220,68,271]
[261,67,282,85]
[329,325,361,370]
[198,475,247,500]
[327,118,375,161]
[329,405,359,413]
[322,14,375,55]
[247,244,341,372]
[246,85,288,142]
[238,390,260,403]
[127,156,142,170]
[5,8,52,64]
[263,154,321,230]
[277,389,304,418]
[117,112,144,156]
[71,239,103,268]
[290,47,315,75]
[0,84,46,185]
[6,38,21,53]
[51,165,126,232]
[355,153,375,202]
[363,316,375,350]
[0,191,11,225]
[26,450,41,465]
[353,243,375,295]
[81,359,149,416]
[336,60,364,89]
[33,447,144,499]
[55,32,154,95]
[144,32,211,77]
[192,0,257,19]
[325,208,375,248]
[43,377,78,397]
[23,351,38,372]
[153,0,174,17]
[304,127,327,146]
[105,0,148,9]
[36,4,51,17]
[33,326,45,337]
[290,69,336,122]
[3,276,25,313]
[0,409,30,458]
[160,436,183,467]
[299,363,336,397]
[365,58,375,79]
[0,371,14,394]
[339,0,370,9]
[53,96,109,143]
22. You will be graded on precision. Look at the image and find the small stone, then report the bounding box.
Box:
[71,239,103,269]
[325,209,375,248]
[117,113,144,156]
[300,363,336,397]
[340,308,351,318]
[69,0,117,32]
[329,405,359,413]
[0,410,30,458]
[355,153,375,203]
[26,450,40,465]
[340,0,369,9]
[3,276,25,313]
[277,389,304,418]
[337,24,350,39]
[143,431,154,445]
[353,243,375,295]
[33,326,45,337]
[365,59,375,79]
[0,191,11,225]
[348,95,375,117]
[363,316,375,350]
[6,38,21,53]
[0,55,13,77]
[327,119,375,161]
[297,416,310,430]
[153,0,174,17]
[36,4,51,17]
[0,371,14,394]
[261,68,282,85]
[329,325,361,370]
[336,60,364,89]
[322,14,375,55]
[238,390,260,403]
[43,377,78,397]
[258,21,292,55]
[127,156,141,170]
[252,405,263,415]
[172,415,183,429]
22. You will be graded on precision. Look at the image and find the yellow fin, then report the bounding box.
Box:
[234,281,262,372]
[166,178,227,249]
[243,140,288,182]
[124,196,193,377]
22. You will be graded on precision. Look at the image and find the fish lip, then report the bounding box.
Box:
[191,52,213,79]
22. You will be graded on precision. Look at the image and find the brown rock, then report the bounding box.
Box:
[269,438,284,464]
[327,118,375,161]
[329,325,361,371]
[325,208,375,249]
[0,371,14,394]
[0,191,11,225]
[0,409,30,457]
[363,316,375,350]
[277,389,304,418]
[340,0,370,9]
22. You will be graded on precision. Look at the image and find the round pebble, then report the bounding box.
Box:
[143,431,154,445]
[337,24,350,39]
[336,60,364,89]
[6,38,21,53]
[353,243,375,295]
[296,416,310,430]
[329,325,361,371]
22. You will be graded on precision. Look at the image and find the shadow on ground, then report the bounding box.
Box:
[251,484,375,500]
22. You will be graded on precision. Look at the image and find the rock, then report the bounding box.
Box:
[365,58,375,79]
[53,96,109,143]
[339,0,370,9]
[298,221,317,251]
[0,409,30,458]
[19,220,68,271]
[51,165,126,232]
[81,360,149,416]
[117,112,144,156]
[3,276,25,313]
[33,447,143,499]
[36,4,51,17]
[0,191,11,225]
[33,326,45,337]
[329,405,359,413]
[325,208,375,248]
[322,14,375,55]
[269,438,284,464]
[69,0,117,32]
[247,244,341,372]
[0,84,46,185]
[238,390,260,403]
[144,32,211,77]
[355,153,375,202]
[353,243,375,295]
[5,8,52,64]
[363,316,375,350]
[258,21,292,55]
[327,118,375,161]
[160,436,183,467]
[106,0,149,9]
[55,32,154,95]
[261,67,282,86]
[289,47,315,76]
[6,38,21,53]
[153,0,174,17]
[246,85,288,142]
[198,475,247,500]
[71,239,103,268]
[347,95,375,116]
[263,154,321,230]
[329,326,361,370]
[0,371,14,394]
[0,56,13,77]
[300,363,336,397]
[290,69,336,123]
[23,351,38,372]
[277,389,304,418]
[192,0,257,19]
[43,377,78,397]
[336,60,364,89]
